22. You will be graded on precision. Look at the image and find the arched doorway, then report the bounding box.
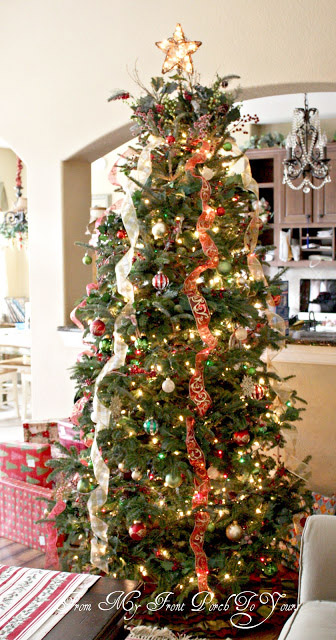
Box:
[0,140,31,428]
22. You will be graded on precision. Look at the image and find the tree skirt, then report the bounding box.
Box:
[0,564,99,640]
[126,626,211,640]
[131,568,298,638]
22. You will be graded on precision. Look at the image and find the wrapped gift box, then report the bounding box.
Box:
[0,476,52,550]
[57,420,87,453]
[0,441,52,488]
[23,420,58,445]
[312,491,336,515]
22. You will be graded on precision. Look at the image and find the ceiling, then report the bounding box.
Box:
[240,92,336,124]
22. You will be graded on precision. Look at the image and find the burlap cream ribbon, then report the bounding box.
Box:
[88,136,163,571]
[223,142,288,403]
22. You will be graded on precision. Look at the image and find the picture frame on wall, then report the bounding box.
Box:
[91,194,112,208]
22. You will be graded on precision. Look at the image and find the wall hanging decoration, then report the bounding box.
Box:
[0,156,28,248]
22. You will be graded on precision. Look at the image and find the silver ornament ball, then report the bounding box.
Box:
[162,377,175,393]
[152,222,167,239]
[235,327,248,341]
[131,469,142,481]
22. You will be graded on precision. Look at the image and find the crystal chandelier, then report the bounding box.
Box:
[283,94,330,194]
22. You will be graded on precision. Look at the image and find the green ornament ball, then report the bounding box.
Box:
[207,522,215,532]
[262,562,278,577]
[218,260,232,274]
[101,292,111,303]
[77,477,93,493]
[99,338,112,353]
[82,254,92,265]
[223,142,233,151]
[165,473,182,488]
[143,418,159,435]
[248,367,256,375]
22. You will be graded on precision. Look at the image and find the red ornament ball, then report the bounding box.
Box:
[216,206,226,216]
[233,429,250,445]
[155,104,164,113]
[90,319,106,337]
[184,91,192,101]
[116,229,127,239]
[152,272,169,291]
[251,384,265,400]
[129,522,147,541]
[166,135,175,145]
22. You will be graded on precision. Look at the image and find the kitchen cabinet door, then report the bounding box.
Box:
[280,151,313,222]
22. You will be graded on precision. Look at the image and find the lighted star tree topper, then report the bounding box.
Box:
[155,23,202,74]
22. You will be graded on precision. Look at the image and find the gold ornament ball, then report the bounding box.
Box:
[165,473,182,488]
[218,260,232,274]
[207,465,221,480]
[226,521,243,542]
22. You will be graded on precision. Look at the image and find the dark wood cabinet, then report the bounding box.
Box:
[313,145,336,223]
[246,145,336,267]
[280,150,314,223]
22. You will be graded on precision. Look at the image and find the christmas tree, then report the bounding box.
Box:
[50,24,311,603]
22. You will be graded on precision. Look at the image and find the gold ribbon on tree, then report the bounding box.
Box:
[88,135,164,572]
[228,144,291,411]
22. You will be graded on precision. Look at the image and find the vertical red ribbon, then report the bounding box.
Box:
[44,499,66,569]
[183,142,219,591]
[186,416,211,590]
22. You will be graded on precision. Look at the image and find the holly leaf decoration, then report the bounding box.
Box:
[108,89,130,102]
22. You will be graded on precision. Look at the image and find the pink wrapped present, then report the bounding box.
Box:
[0,476,52,550]
[57,420,87,453]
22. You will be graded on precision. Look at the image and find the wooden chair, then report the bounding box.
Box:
[0,368,20,417]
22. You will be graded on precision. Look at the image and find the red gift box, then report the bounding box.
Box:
[23,421,58,445]
[57,420,87,453]
[0,477,52,551]
[0,441,52,489]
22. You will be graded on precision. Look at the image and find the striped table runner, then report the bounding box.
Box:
[0,564,99,640]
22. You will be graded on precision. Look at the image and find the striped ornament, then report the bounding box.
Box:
[251,383,264,400]
[152,272,169,290]
[143,418,159,435]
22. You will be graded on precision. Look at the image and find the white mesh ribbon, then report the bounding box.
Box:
[88,135,163,571]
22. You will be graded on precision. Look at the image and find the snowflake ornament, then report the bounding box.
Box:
[241,375,255,397]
